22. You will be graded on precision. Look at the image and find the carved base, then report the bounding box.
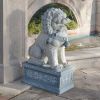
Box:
[23,62,75,94]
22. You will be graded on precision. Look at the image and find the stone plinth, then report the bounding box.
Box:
[23,62,75,94]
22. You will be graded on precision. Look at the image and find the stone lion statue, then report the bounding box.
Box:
[28,8,70,71]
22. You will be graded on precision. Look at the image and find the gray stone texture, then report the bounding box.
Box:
[0,0,27,83]
[10,65,100,100]
[66,47,100,69]
[0,47,100,99]
[0,1,100,100]
[0,0,3,83]
[96,0,100,34]
[0,80,31,99]
[0,0,99,85]
[28,0,96,34]
[0,0,3,64]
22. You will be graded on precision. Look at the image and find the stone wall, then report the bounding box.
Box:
[0,0,27,83]
[28,0,96,35]
[0,0,3,83]
[96,0,100,34]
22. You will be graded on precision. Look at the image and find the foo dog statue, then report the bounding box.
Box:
[28,8,70,71]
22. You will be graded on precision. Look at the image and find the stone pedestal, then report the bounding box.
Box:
[23,62,75,94]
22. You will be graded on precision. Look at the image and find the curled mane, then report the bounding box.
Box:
[41,8,67,34]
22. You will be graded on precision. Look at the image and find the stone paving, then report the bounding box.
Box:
[1,36,100,100]
[9,65,100,100]
[68,35,100,51]
[0,96,8,100]
[70,35,100,47]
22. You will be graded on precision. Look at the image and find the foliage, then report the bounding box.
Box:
[66,20,78,30]
[28,3,78,37]
[65,44,81,51]
[28,21,41,37]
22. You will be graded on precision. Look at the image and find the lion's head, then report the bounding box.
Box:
[41,8,68,35]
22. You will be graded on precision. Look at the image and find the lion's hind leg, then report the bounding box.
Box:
[28,45,44,65]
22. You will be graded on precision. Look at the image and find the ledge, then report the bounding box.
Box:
[66,47,100,61]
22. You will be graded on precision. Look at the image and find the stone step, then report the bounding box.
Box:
[66,47,100,60]
[0,80,31,99]
[66,47,100,68]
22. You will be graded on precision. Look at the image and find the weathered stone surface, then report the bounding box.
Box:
[11,92,39,100]
[10,56,100,100]
[0,0,99,84]
[61,87,100,100]
[60,67,100,100]
[11,68,100,100]
[23,62,75,94]
[0,0,3,83]
[11,92,70,100]
[96,0,100,34]
[28,8,69,70]
[0,0,3,64]
[66,47,100,69]
[27,87,44,94]
[37,93,69,100]
[28,0,96,35]
[0,0,27,83]
[0,80,31,99]
[0,96,8,100]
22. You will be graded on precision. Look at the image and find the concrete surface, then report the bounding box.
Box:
[96,0,100,33]
[0,96,8,100]
[6,47,100,100]
[66,47,100,60]
[9,66,100,100]
[0,0,27,83]
[0,80,31,99]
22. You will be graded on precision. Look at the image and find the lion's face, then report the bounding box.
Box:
[52,12,67,24]
[42,8,68,35]
[51,13,67,33]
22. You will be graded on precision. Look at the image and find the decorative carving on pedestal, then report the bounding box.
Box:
[23,62,75,94]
